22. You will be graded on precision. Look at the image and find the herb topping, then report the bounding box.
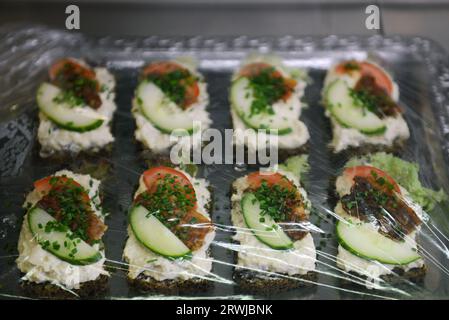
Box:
[143,62,199,109]
[249,178,308,241]
[341,171,421,241]
[36,175,106,244]
[134,173,211,251]
[350,75,400,118]
[244,66,295,117]
[50,59,101,109]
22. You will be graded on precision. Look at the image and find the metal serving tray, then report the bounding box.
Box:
[1,25,449,300]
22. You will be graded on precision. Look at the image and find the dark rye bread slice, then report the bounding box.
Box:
[128,257,212,295]
[234,142,309,165]
[137,129,309,165]
[20,274,109,300]
[139,149,197,173]
[230,182,317,295]
[332,136,406,156]
[139,142,202,174]
[278,142,309,161]
[38,140,113,161]
[382,265,426,284]
[339,265,426,289]
[136,132,209,161]
[33,141,113,181]
[234,268,317,295]
[126,246,213,295]
[126,166,214,295]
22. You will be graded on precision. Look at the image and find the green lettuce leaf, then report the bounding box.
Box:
[279,155,310,181]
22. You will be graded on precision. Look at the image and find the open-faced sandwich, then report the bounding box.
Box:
[17,170,109,298]
[132,59,211,154]
[230,55,310,159]
[323,60,409,153]
[123,166,215,294]
[37,58,116,158]
[334,163,426,288]
[231,159,317,294]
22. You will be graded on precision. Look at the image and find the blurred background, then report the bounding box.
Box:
[0,0,449,50]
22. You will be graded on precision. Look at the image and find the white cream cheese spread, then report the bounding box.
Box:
[231,169,316,276]
[123,169,215,281]
[16,170,109,290]
[231,56,310,153]
[133,60,211,153]
[38,67,116,157]
[334,169,424,289]
[323,61,409,152]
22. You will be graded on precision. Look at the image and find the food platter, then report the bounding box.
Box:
[1,25,449,299]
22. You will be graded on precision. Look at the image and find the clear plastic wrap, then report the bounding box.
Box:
[1,25,449,299]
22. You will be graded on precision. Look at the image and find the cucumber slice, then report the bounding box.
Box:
[241,193,293,250]
[325,79,386,135]
[230,77,292,135]
[136,81,195,135]
[129,205,191,259]
[336,220,421,265]
[27,207,102,265]
[37,83,104,132]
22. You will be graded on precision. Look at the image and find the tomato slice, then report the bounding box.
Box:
[34,176,53,194]
[239,62,275,78]
[335,61,393,96]
[35,175,78,193]
[343,166,401,194]
[246,171,296,191]
[34,175,91,202]
[359,62,393,96]
[142,166,197,207]
[49,58,98,86]
[142,61,184,76]
[142,61,200,108]
[184,80,200,107]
